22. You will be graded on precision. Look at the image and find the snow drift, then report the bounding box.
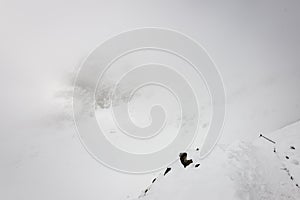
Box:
[136,121,300,200]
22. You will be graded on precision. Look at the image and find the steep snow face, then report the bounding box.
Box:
[136,122,300,200]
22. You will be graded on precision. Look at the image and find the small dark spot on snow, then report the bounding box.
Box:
[152,178,156,183]
[164,167,171,176]
[290,146,296,150]
[195,164,200,168]
[286,156,290,160]
[196,148,199,151]
[144,189,148,194]
[291,176,294,180]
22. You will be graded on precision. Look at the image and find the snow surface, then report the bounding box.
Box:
[136,122,300,200]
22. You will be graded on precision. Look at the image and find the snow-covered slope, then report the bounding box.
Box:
[136,122,300,200]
